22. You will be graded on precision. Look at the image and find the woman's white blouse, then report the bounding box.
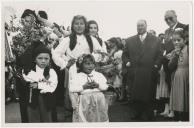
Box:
[22,65,58,93]
[100,41,107,53]
[52,34,106,69]
[69,70,108,94]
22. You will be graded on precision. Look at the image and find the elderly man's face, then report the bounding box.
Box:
[165,11,177,28]
[137,21,147,35]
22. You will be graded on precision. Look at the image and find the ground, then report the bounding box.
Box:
[5,100,176,123]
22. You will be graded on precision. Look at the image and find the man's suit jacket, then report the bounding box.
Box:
[122,33,162,102]
[164,22,187,54]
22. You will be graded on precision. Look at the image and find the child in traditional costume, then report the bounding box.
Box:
[69,54,109,122]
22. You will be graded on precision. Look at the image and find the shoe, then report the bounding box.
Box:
[160,111,169,116]
[6,97,11,103]
[167,112,175,118]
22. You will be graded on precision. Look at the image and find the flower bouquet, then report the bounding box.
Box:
[94,51,116,78]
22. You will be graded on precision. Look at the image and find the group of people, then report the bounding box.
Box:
[122,10,189,121]
[4,9,189,122]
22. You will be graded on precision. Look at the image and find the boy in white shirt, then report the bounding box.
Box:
[23,45,58,122]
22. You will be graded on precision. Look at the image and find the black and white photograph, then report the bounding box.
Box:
[1,0,193,127]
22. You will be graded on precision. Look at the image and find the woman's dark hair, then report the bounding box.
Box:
[69,15,93,53]
[86,20,99,33]
[76,54,95,73]
[86,20,103,46]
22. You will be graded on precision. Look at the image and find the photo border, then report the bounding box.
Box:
[1,0,193,127]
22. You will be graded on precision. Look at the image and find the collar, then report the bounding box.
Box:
[80,70,95,76]
[36,65,44,72]
[171,22,178,30]
[76,34,84,38]
[139,32,147,39]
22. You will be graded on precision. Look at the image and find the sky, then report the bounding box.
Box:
[3,0,191,40]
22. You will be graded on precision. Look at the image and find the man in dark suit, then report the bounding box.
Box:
[163,11,187,115]
[164,10,187,54]
[122,20,162,121]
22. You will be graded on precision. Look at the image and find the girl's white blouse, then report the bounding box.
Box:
[69,70,108,94]
[23,65,58,93]
[52,34,106,69]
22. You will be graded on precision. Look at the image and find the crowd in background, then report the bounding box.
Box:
[4,9,189,122]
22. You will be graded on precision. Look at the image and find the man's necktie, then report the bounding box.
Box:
[140,35,144,42]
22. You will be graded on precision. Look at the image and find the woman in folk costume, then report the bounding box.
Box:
[86,20,108,64]
[69,54,109,122]
[86,20,107,54]
[168,28,189,121]
[22,45,58,122]
[52,15,105,116]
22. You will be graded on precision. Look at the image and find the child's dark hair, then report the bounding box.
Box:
[158,33,164,38]
[33,44,51,80]
[76,54,96,73]
[173,28,186,40]
[108,37,124,50]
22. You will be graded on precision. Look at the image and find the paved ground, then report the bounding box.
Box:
[5,100,176,123]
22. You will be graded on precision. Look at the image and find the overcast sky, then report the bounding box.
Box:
[3,0,191,40]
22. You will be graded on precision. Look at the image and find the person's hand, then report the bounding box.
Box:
[60,26,72,37]
[165,53,172,60]
[41,78,51,85]
[154,65,159,71]
[174,47,181,55]
[83,82,92,90]
[66,59,76,69]
[154,65,158,68]
[126,62,131,67]
[90,81,99,89]
[30,82,38,89]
